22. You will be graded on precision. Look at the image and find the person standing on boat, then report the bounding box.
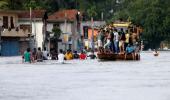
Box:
[113,28,119,53]
[97,29,103,48]
[119,28,126,54]
[125,30,130,50]
[104,31,111,50]
[109,29,114,52]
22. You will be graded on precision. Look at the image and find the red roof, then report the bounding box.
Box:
[48,9,79,22]
[18,10,46,18]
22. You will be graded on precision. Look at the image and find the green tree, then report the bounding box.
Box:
[87,5,97,18]
[0,0,8,9]
[51,26,62,52]
[113,0,170,49]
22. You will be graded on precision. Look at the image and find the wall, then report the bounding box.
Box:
[80,21,106,35]
[18,21,43,49]
[80,21,105,49]
[60,23,72,34]
[33,22,43,48]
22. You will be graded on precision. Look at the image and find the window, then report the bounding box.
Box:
[3,16,8,28]
[10,16,14,28]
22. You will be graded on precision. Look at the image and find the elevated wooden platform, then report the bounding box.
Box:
[97,53,140,61]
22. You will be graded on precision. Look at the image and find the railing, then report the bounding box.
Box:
[1,28,31,37]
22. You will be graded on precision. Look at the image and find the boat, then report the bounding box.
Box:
[97,53,140,61]
[96,21,142,61]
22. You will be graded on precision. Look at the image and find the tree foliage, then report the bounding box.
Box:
[52,26,62,40]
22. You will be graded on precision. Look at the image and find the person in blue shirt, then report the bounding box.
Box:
[125,44,135,60]
[126,44,134,54]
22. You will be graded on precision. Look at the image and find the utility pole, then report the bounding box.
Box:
[43,11,48,50]
[101,12,103,21]
[33,18,37,48]
[0,26,1,56]
[0,19,2,56]
[76,11,81,51]
[29,7,32,49]
[64,12,67,51]
[91,17,94,51]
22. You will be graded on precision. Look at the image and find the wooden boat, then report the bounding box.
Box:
[96,21,142,61]
[97,53,140,61]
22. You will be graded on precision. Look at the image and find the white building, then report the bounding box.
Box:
[47,9,79,52]
[18,10,46,49]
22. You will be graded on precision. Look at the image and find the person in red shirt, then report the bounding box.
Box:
[79,51,87,60]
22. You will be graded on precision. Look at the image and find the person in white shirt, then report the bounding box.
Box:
[104,31,111,49]
[58,49,65,64]
[114,28,119,53]
[43,47,48,60]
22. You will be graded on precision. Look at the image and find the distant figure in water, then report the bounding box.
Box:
[89,50,97,59]
[23,48,31,63]
[73,51,79,59]
[36,47,43,62]
[153,49,159,56]
[79,51,87,60]
[58,49,65,64]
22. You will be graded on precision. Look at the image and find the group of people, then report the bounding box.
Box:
[58,49,97,63]
[22,47,97,63]
[97,25,140,59]
[22,47,48,63]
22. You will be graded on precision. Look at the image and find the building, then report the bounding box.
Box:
[80,21,106,49]
[0,10,30,56]
[47,9,80,52]
[0,10,45,56]
[18,10,46,50]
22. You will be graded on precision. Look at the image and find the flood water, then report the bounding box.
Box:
[0,51,170,100]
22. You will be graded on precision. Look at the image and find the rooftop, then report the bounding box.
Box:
[18,10,46,18]
[48,9,79,22]
[0,10,46,19]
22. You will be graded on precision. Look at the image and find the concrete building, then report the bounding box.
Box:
[80,21,106,49]
[47,9,80,52]
[18,10,45,49]
[0,10,30,56]
[0,10,45,56]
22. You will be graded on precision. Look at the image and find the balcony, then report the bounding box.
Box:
[1,27,31,37]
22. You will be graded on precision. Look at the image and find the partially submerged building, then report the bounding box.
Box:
[0,10,45,56]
